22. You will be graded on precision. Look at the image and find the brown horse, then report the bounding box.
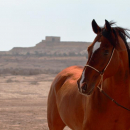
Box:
[47,20,130,130]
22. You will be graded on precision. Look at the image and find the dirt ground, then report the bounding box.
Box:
[0,74,70,130]
[0,56,87,130]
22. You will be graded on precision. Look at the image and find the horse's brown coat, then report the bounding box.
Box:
[47,20,130,130]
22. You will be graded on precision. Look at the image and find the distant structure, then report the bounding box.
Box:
[45,36,60,42]
[0,36,91,56]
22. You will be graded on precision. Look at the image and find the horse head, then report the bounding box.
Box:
[77,19,130,95]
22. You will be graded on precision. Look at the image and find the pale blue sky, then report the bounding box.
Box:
[0,0,130,51]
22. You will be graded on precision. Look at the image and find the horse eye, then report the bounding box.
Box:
[104,50,109,55]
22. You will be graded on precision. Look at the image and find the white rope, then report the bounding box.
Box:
[97,74,104,91]
[103,49,115,71]
[85,65,100,73]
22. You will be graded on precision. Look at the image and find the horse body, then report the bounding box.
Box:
[47,66,130,130]
[47,20,130,130]
[47,66,85,130]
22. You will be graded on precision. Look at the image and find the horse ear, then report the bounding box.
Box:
[92,19,101,34]
[105,20,111,32]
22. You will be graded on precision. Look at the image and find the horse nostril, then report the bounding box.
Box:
[82,83,87,92]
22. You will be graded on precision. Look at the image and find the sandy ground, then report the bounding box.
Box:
[0,56,86,129]
[0,74,70,130]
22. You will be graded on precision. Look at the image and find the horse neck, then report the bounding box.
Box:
[102,51,130,103]
[90,54,130,112]
[105,69,130,96]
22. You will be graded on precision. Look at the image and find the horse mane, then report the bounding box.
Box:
[101,21,130,67]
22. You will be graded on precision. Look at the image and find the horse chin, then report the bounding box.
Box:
[85,86,95,95]
[80,86,95,96]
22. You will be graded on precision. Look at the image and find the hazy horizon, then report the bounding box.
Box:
[1,0,130,51]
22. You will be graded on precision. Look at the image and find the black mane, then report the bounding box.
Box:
[101,21,130,67]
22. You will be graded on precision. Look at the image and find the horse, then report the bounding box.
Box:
[47,20,130,130]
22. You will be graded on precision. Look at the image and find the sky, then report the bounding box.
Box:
[0,0,130,51]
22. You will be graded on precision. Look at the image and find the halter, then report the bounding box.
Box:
[85,48,115,91]
[84,48,130,111]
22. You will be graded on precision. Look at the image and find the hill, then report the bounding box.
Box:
[0,36,90,75]
[0,36,91,57]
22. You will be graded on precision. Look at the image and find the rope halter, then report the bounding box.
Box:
[84,48,130,111]
[85,48,115,91]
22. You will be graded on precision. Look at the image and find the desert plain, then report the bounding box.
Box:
[0,56,86,130]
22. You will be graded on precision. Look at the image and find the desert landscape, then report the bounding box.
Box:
[1,1,130,129]
[0,73,53,130]
[0,37,87,130]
